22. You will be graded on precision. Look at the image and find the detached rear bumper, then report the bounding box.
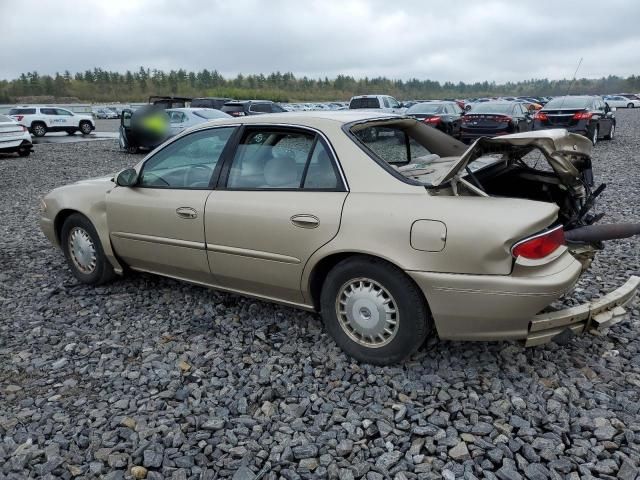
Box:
[525,276,640,346]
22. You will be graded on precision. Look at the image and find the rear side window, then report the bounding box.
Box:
[226,129,340,190]
[222,104,245,113]
[9,108,36,115]
[349,97,380,109]
[249,103,271,113]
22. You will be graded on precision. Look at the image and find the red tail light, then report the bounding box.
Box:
[573,111,592,120]
[14,115,24,121]
[511,226,565,260]
[461,116,471,123]
[497,116,512,123]
[423,116,441,125]
[534,112,548,121]
[230,111,246,117]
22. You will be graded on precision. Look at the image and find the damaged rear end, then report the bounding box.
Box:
[426,128,640,344]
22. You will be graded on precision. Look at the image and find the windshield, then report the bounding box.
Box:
[468,103,514,114]
[406,103,444,114]
[193,109,228,119]
[544,96,591,109]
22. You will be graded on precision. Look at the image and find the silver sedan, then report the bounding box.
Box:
[166,108,231,137]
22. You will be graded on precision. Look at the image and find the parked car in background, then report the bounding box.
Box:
[10,106,95,137]
[348,95,404,113]
[39,112,639,364]
[460,101,533,142]
[190,97,233,110]
[166,108,231,136]
[604,95,640,109]
[221,100,286,117]
[533,96,615,145]
[404,101,464,138]
[93,108,118,119]
[0,114,33,157]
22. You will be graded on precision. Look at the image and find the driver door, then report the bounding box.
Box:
[106,126,237,283]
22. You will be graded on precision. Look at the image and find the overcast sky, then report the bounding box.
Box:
[2,0,639,83]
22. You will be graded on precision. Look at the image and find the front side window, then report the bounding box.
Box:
[41,108,57,115]
[250,103,271,113]
[139,127,235,188]
[55,109,73,116]
[226,129,340,190]
[388,97,400,108]
[168,111,186,123]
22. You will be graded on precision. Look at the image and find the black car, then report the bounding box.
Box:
[405,101,464,138]
[191,97,233,110]
[460,101,533,143]
[533,96,615,146]
[221,100,286,117]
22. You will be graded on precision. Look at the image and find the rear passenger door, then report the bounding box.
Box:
[204,126,348,305]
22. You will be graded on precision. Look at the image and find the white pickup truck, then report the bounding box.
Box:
[9,106,95,137]
[348,95,404,113]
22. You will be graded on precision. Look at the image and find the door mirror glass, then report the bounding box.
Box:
[116,168,139,187]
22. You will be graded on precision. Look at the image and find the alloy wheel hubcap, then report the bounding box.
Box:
[68,227,97,274]
[335,277,399,348]
[35,125,45,135]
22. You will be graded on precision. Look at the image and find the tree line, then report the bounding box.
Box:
[1,67,639,103]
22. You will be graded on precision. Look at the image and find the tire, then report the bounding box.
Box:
[604,123,615,140]
[60,213,116,285]
[18,148,31,157]
[590,126,598,146]
[320,256,431,365]
[79,121,93,135]
[127,145,139,154]
[31,122,47,137]
[627,103,634,109]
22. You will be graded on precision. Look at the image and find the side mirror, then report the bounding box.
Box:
[115,168,139,187]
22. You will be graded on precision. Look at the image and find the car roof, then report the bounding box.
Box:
[193,111,403,128]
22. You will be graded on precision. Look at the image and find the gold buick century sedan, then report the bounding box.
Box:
[40,111,639,364]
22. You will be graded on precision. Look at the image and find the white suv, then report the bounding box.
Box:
[348,95,404,113]
[9,106,95,137]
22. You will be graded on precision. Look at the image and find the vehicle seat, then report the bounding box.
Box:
[262,154,299,188]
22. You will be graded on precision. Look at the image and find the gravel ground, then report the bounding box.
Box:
[1,111,639,480]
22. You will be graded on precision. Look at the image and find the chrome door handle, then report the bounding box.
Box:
[291,214,319,228]
[176,207,198,219]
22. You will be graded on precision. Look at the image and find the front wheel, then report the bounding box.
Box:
[320,256,431,365]
[628,103,634,109]
[18,148,31,157]
[590,126,599,146]
[79,121,93,135]
[60,213,116,285]
[31,122,47,137]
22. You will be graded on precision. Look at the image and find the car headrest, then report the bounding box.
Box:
[263,155,298,187]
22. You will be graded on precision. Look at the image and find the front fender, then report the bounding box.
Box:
[41,180,124,274]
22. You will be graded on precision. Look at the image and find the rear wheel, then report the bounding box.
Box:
[591,126,599,146]
[79,121,93,135]
[60,213,116,285]
[320,256,431,365]
[604,123,615,140]
[18,148,31,157]
[31,122,47,137]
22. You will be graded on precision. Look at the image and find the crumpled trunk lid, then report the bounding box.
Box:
[430,128,592,188]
